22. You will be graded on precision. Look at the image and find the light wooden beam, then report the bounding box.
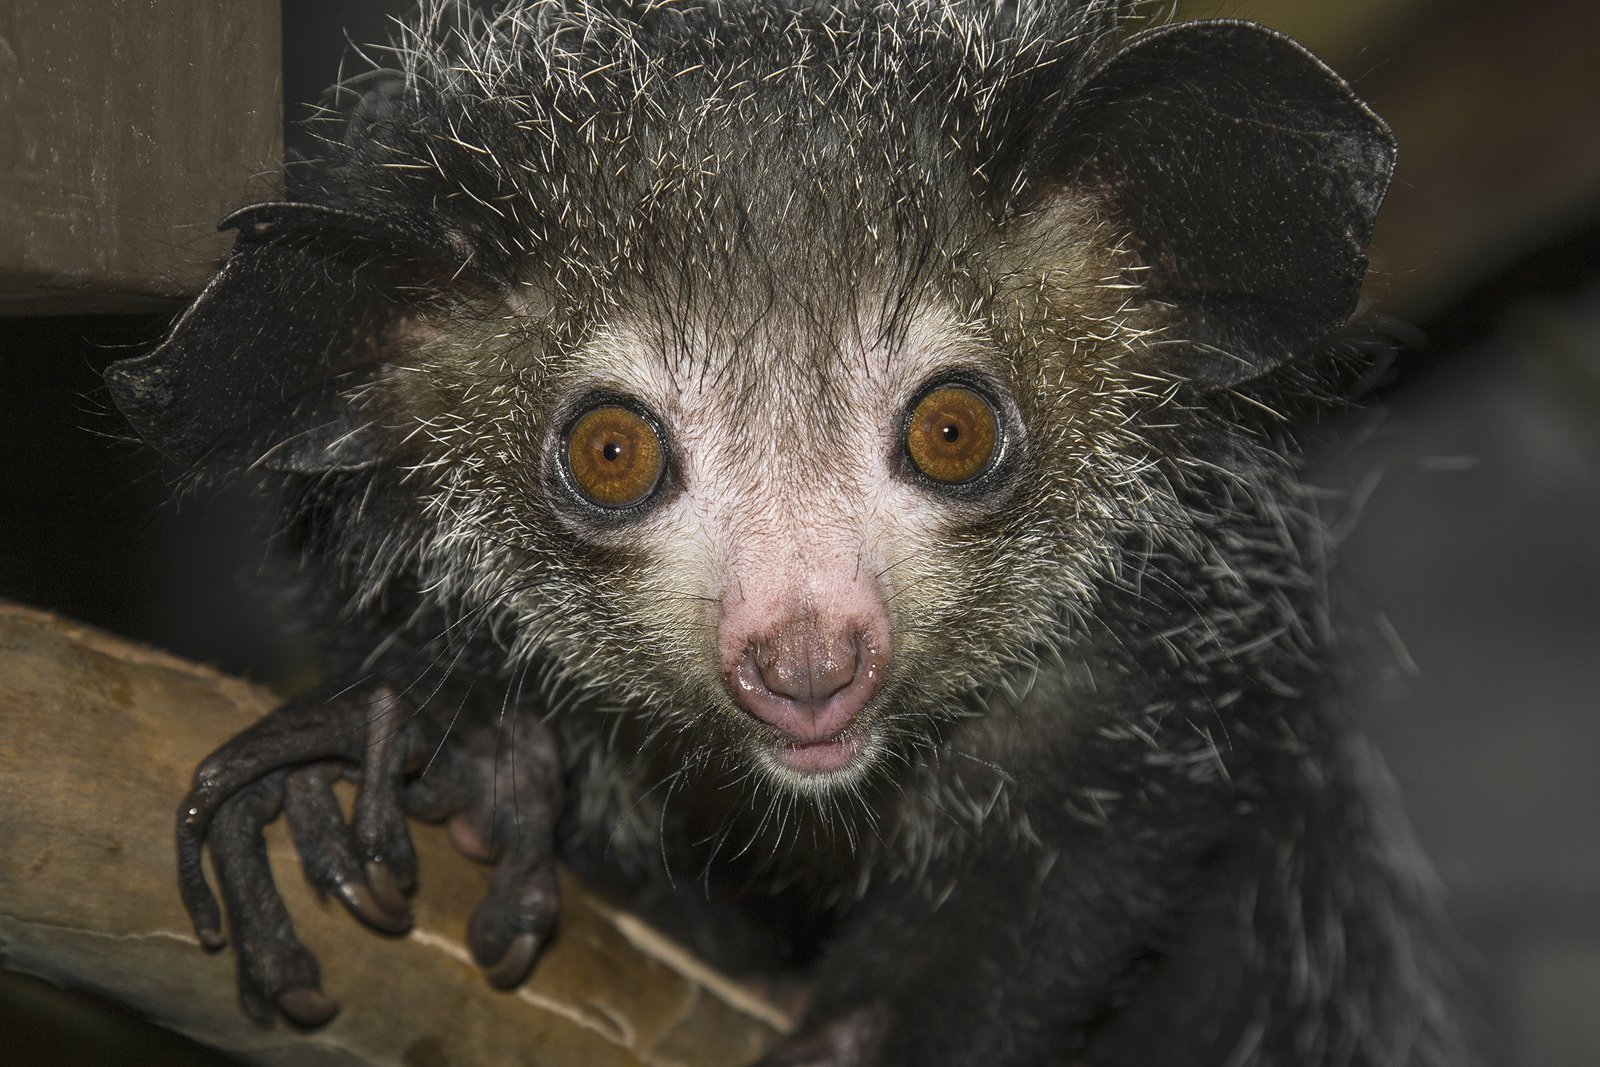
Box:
[0,601,789,1066]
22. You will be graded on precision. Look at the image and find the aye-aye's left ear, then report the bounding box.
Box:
[1014,20,1396,388]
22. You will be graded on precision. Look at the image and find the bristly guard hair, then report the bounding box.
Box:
[108,0,1385,881]
[103,3,1475,1064]
[107,0,1386,705]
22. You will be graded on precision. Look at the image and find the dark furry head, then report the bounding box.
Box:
[106,0,1395,801]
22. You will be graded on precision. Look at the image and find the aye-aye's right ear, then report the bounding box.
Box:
[104,202,469,474]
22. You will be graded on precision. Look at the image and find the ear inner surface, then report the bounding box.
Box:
[1018,20,1397,388]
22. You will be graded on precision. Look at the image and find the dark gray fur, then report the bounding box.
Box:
[106,1,1472,1063]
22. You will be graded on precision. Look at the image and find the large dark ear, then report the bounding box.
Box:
[1016,20,1396,388]
[105,203,452,473]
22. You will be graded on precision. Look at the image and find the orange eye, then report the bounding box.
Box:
[565,405,665,508]
[905,386,999,485]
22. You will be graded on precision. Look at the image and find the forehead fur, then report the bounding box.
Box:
[320,0,1126,331]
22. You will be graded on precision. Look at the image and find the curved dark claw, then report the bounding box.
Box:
[281,759,413,934]
[362,860,411,920]
[466,858,560,984]
[335,878,412,934]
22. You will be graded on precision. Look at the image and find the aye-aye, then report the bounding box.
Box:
[106,1,1468,1063]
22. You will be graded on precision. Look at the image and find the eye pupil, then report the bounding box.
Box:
[565,404,665,508]
[906,385,999,486]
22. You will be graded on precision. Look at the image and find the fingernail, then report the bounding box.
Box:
[336,880,411,933]
[482,932,541,989]
[277,986,340,1027]
[364,860,410,916]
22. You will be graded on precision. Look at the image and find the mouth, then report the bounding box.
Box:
[768,726,870,775]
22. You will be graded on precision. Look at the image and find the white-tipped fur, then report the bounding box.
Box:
[215,5,1473,1062]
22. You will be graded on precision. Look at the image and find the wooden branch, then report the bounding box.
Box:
[0,602,790,1066]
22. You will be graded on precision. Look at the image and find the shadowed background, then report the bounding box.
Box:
[1,0,1596,1062]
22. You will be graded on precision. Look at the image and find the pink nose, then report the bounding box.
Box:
[728,617,885,743]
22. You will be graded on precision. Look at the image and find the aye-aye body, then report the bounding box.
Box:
[107,1,1467,1063]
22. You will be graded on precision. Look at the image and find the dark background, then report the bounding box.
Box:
[1,0,1597,1063]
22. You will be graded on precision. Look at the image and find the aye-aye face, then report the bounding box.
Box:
[379,198,1175,795]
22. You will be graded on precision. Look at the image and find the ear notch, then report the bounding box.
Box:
[106,202,460,473]
[1019,20,1396,388]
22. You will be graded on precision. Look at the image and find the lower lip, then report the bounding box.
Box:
[771,730,867,774]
